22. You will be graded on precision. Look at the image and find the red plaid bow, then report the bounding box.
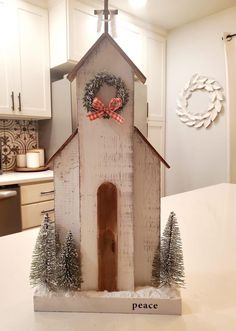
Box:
[87,97,124,124]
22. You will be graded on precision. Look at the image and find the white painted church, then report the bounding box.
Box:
[49,32,169,292]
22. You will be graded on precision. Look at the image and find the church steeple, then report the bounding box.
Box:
[94,0,118,34]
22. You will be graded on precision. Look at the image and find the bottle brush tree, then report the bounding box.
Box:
[160,211,185,288]
[151,243,160,287]
[57,231,82,291]
[30,214,57,291]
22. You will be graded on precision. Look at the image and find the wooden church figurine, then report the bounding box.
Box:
[47,32,170,293]
[32,25,183,314]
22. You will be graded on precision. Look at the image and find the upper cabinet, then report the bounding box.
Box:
[49,0,102,72]
[0,1,15,117]
[49,0,146,72]
[0,0,51,119]
[114,17,145,73]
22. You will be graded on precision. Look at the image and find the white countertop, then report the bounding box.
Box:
[0,170,54,185]
[1,183,236,330]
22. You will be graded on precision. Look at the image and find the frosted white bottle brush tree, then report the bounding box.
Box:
[30,214,82,292]
[30,214,58,291]
[152,212,185,288]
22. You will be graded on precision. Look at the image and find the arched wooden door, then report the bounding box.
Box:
[97,182,117,292]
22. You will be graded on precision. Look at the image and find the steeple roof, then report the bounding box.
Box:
[67,33,146,84]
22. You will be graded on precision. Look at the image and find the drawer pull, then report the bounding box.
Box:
[40,190,54,196]
[41,208,54,215]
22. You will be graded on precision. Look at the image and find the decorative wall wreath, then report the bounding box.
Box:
[83,72,129,123]
[176,74,224,128]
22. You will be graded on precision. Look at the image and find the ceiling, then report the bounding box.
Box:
[108,0,236,30]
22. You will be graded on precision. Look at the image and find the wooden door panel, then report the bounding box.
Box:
[97,182,117,292]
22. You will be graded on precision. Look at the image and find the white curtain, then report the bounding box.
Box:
[224,33,236,182]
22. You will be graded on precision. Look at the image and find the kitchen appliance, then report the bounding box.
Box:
[0,185,21,236]
[38,77,77,162]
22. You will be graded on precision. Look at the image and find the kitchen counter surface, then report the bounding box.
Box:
[1,183,236,330]
[0,170,54,186]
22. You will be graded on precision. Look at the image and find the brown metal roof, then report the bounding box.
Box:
[67,33,146,84]
[134,127,170,168]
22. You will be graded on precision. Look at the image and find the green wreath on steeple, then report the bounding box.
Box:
[83,72,129,120]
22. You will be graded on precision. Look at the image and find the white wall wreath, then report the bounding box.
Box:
[176,74,224,128]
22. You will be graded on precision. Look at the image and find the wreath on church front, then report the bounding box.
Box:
[83,72,129,124]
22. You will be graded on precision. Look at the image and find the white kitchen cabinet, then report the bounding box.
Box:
[69,0,102,62]
[0,0,16,116]
[49,0,101,72]
[114,17,145,73]
[49,0,146,73]
[145,33,166,195]
[15,1,51,119]
[146,34,166,121]
[0,0,51,119]
[20,180,54,230]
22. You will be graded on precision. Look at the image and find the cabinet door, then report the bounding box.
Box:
[115,18,144,72]
[21,200,55,229]
[146,34,166,196]
[20,181,54,205]
[146,34,166,120]
[16,1,51,118]
[69,0,102,61]
[0,0,17,116]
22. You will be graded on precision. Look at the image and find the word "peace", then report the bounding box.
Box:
[132,303,158,310]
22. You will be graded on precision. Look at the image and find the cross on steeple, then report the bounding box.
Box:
[94,0,118,34]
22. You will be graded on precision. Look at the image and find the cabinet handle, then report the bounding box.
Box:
[41,208,54,215]
[11,91,15,111]
[18,93,21,111]
[40,190,54,196]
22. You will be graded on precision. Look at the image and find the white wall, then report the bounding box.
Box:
[165,6,236,195]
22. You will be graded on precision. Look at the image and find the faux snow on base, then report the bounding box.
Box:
[34,286,182,315]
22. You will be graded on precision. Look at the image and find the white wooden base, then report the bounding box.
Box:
[34,289,182,315]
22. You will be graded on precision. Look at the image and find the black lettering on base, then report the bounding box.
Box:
[132,302,159,311]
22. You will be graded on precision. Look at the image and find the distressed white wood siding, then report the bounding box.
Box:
[76,38,134,291]
[133,130,160,286]
[53,134,80,246]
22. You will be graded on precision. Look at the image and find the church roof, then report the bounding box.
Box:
[67,33,146,84]
[134,127,170,168]
[46,128,78,166]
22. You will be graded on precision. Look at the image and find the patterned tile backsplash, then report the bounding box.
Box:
[0,120,38,171]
